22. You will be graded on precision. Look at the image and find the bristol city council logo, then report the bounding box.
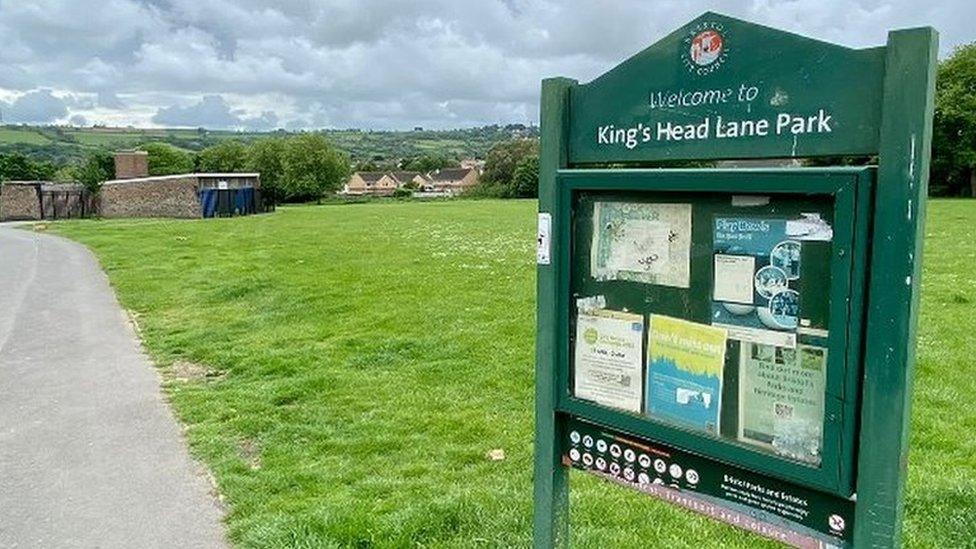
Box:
[682,22,728,75]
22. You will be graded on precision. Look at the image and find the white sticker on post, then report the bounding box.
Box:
[537,213,552,265]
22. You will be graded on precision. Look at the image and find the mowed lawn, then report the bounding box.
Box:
[50,199,975,548]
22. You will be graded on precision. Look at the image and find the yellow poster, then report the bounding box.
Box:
[646,315,728,434]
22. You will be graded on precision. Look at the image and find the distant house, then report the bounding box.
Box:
[424,167,479,195]
[459,158,485,173]
[344,172,398,196]
[391,171,429,188]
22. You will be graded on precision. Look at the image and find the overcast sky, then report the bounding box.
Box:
[0,0,971,131]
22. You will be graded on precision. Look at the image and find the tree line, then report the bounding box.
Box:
[137,134,352,202]
[933,42,976,197]
[0,134,541,203]
[7,134,347,202]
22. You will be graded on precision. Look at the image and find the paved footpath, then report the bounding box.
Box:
[0,226,227,549]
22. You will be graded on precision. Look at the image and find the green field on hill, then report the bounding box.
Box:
[49,199,976,547]
[0,124,535,166]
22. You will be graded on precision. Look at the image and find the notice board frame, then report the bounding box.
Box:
[553,168,873,497]
[533,12,937,549]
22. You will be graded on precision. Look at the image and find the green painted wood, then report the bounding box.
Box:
[533,76,574,549]
[535,12,936,547]
[853,27,938,548]
[568,12,886,163]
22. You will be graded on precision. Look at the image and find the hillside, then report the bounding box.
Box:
[0,124,538,166]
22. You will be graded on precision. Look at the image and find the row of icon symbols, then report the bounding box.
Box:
[569,430,700,486]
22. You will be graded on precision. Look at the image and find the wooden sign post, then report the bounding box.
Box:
[534,12,936,548]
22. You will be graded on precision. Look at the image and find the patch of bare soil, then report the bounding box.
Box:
[238,438,261,470]
[168,361,225,383]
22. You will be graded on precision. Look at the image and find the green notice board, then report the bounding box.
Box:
[534,12,936,549]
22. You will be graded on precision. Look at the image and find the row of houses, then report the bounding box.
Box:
[343,167,479,197]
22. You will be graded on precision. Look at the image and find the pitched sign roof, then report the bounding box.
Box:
[568,12,887,163]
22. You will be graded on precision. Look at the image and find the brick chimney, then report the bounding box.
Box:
[114,150,149,180]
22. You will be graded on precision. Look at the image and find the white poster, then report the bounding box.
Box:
[574,308,645,413]
[591,202,692,288]
[605,220,672,276]
[713,254,755,304]
[738,343,827,465]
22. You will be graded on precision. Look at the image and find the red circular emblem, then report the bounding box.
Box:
[689,30,724,66]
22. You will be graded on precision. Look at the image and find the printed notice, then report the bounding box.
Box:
[591,202,692,288]
[606,220,672,276]
[739,343,826,465]
[711,217,805,348]
[574,309,645,413]
[713,254,755,304]
[646,315,727,435]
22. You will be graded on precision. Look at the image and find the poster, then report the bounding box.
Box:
[646,315,727,434]
[574,308,645,413]
[713,254,755,304]
[738,343,827,465]
[711,217,807,348]
[591,202,692,287]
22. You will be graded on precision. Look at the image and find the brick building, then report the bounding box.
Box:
[100,173,261,218]
[343,172,399,196]
[113,150,150,179]
[423,167,479,195]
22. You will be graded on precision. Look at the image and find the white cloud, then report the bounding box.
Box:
[0,0,970,129]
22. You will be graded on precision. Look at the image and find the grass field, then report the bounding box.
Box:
[0,126,53,145]
[49,199,976,548]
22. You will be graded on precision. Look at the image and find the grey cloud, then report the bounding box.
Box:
[152,94,281,129]
[240,110,279,130]
[0,1,972,130]
[0,89,69,124]
[98,92,126,109]
[152,94,243,128]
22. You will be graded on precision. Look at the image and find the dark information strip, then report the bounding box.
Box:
[561,417,853,548]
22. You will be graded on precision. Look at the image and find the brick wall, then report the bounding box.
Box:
[114,151,150,179]
[100,176,200,219]
[0,183,42,221]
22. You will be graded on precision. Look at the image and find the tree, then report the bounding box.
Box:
[933,42,976,197]
[482,138,538,186]
[246,138,286,202]
[401,154,457,173]
[0,153,56,181]
[141,143,195,176]
[281,133,349,201]
[511,154,539,198]
[479,138,539,197]
[72,151,114,193]
[197,140,248,172]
